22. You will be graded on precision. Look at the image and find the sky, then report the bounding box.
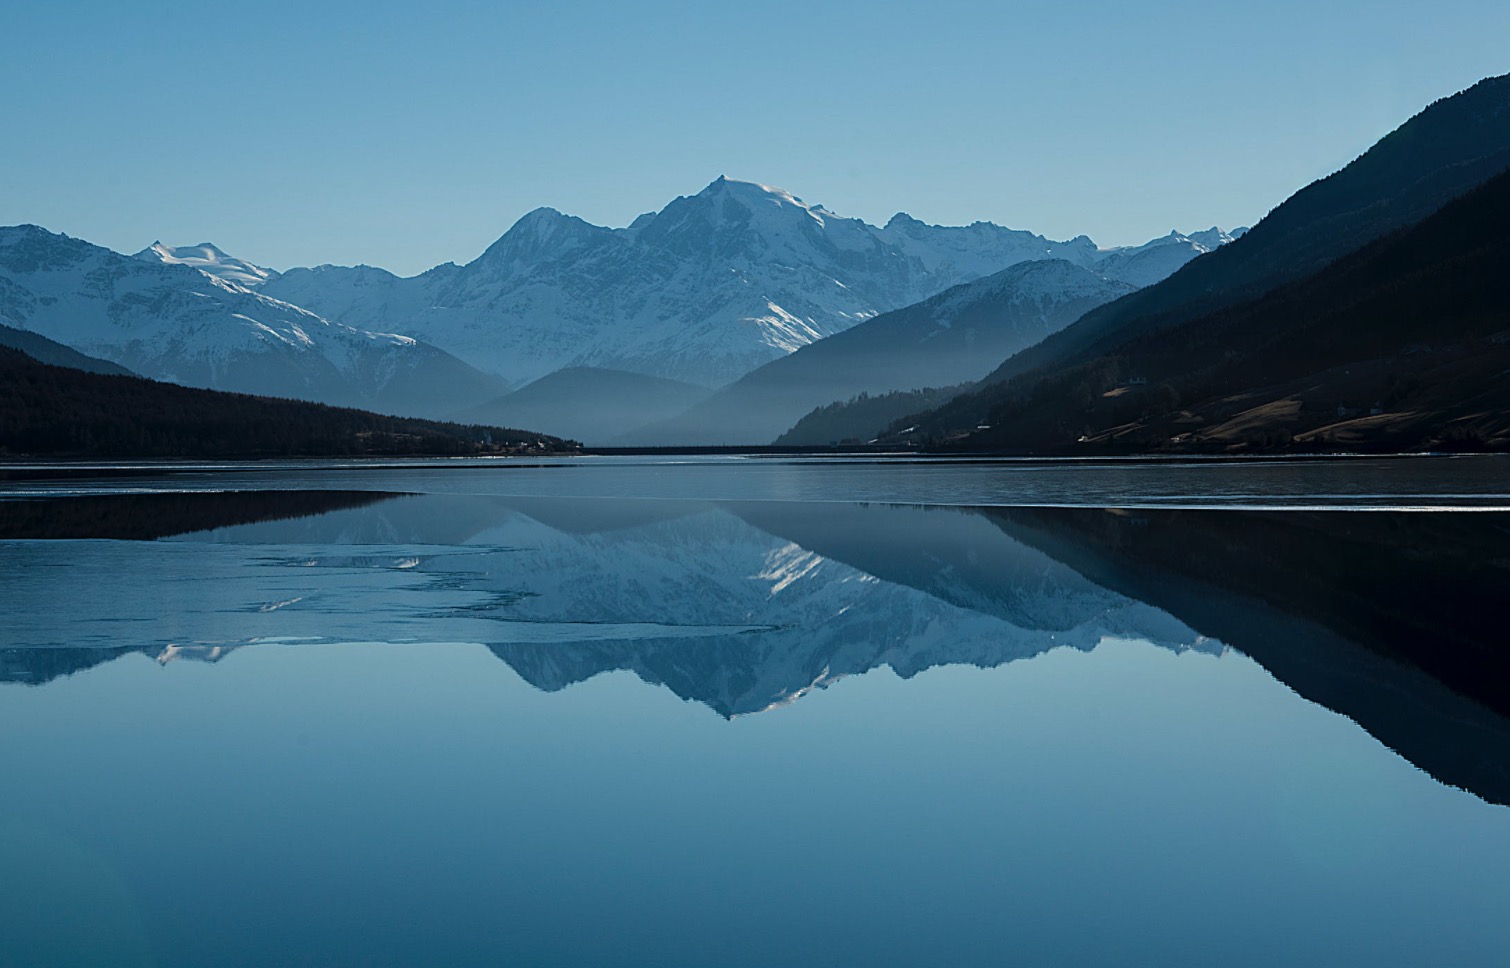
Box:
[2,0,1508,276]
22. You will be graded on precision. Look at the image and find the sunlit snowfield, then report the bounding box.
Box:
[2,455,1509,968]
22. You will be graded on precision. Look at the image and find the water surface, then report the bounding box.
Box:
[2,456,1508,967]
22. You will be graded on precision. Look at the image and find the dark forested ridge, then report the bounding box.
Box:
[976,73,1510,393]
[0,348,579,459]
[774,385,968,446]
[883,73,1510,453]
[890,158,1510,454]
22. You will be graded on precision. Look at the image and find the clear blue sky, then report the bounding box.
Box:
[3,0,1507,275]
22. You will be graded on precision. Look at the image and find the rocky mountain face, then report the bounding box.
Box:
[255,177,1234,390]
[0,225,506,417]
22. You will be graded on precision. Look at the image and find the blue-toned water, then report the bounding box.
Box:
[2,456,1508,967]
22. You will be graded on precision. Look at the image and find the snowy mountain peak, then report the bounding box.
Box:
[677,176,838,230]
[698,175,810,210]
[626,176,869,266]
[134,240,280,288]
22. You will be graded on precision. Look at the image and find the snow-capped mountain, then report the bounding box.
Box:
[134,241,282,288]
[257,176,1237,388]
[0,225,506,417]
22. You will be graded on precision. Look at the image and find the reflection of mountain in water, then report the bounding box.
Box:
[0,494,1208,712]
[483,500,1206,716]
[4,489,1508,804]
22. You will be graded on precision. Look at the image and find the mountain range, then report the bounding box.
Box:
[251,177,1234,390]
[1,178,1237,447]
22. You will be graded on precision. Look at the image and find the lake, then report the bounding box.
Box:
[2,455,1508,967]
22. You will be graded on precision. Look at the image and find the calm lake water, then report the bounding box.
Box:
[2,455,1508,967]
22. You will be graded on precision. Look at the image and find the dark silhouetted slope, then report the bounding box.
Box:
[0,349,577,458]
[775,385,968,446]
[996,74,1510,383]
[897,73,1510,448]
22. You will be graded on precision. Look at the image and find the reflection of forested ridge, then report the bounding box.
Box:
[986,508,1510,805]
[0,490,404,540]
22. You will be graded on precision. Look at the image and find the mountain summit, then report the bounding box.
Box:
[134,241,281,288]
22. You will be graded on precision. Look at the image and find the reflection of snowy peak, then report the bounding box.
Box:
[0,225,506,417]
[465,500,1210,716]
[260,177,1237,388]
